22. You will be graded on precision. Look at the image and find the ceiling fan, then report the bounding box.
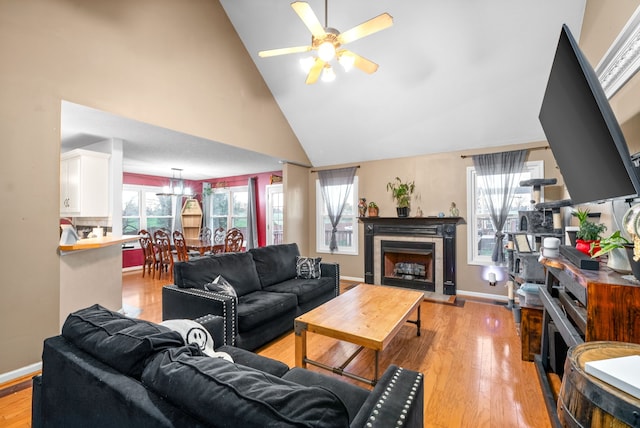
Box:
[258,1,393,84]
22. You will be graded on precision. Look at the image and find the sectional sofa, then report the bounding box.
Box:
[162,243,339,350]
[32,304,425,427]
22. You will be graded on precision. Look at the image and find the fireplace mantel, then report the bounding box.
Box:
[360,216,464,226]
[360,216,464,295]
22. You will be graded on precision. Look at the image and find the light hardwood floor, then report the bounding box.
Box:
[0,271,551,427]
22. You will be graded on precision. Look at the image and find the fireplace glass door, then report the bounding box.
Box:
[381,240,436,292]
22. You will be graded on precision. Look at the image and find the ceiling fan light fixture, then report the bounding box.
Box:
[259,2,393,85]
[321,65,336,82]
[338,52,355,71]
[300,56,315,73]
[318,41,336,62]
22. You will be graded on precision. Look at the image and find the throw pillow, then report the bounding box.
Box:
[296,256,322,279]
[160,319,233,362]
[205,275,238,299]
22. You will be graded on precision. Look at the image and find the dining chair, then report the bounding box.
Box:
[138,229,157,279]
[213,227,225,245]
[224,227,244,252]
[172,230,189,262]
[211,227,226,254]
[154,229,174,279]
[197,226,213,255]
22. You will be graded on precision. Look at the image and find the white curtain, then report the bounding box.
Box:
[472,150,527,264]
[202,184,212,233]
[318,167,357,253]
[173,196,183,232]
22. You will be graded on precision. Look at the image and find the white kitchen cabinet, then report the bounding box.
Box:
[60,149,110,217]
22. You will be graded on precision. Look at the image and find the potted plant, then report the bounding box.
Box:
[571,208,590,225]
[368,201,379,217]
[590,230,632,273]
[386,177,415,217]
[591,230,630,257]
[573,208,606,255]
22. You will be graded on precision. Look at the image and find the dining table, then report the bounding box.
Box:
[184,238,226,256]
[185,238,210,256]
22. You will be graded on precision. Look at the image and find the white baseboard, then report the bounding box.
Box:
[0,362,42,385]
[340,276,364,282]
[456,290,509,302]
[339,279,510,303]
[122,266,142,273]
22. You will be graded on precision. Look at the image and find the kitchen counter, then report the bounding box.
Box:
[59,235,139,253]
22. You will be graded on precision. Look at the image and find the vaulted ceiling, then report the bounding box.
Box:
[220,0,587,167]
[61,1,587,179]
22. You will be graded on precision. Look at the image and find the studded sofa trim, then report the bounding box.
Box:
[162,287,236,346]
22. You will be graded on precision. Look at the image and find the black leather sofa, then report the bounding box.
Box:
[162,243,339,350]
[32,305,424,428]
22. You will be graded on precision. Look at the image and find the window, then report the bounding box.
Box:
[208,186,248,238]
[466,161,543,265]
[266,184,284,245]
[315,176,359,255]
[122,185,174,235]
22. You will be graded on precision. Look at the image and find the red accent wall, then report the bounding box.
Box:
[123,248,144,268]
[121,170,282,268]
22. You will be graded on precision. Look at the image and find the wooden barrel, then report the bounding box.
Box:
[557,341,640,427]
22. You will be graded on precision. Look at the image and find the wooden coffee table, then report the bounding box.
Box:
[294,283,423,385]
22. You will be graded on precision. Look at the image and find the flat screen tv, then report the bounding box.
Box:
[539,24,640,205]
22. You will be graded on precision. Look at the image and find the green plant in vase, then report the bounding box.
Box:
[386,177,415,217]
[367,201,379,217]
[591,230,632,273]
[573,209,606,255]
[591,230,630,257]
[571,208,590,225]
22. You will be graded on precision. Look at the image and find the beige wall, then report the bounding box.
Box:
[306,143,560,296]
[283,163,310,254]
[0,0,307,374]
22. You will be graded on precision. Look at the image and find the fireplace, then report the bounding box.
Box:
[381,240,435,291]
[360,217,462,295]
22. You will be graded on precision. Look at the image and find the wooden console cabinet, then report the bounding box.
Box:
[535,255,640,426]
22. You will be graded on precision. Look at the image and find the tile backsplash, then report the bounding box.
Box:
[72,217,111,238]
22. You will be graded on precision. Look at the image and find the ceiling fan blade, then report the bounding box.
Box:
[305,58,324,84]
[291,1,326,39]
[258,45,312,58]
[337,13,393,45]
[343,50,379,74]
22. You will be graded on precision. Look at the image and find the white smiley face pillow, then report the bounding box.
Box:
[185,326,208,351]
[160,319,233,362]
